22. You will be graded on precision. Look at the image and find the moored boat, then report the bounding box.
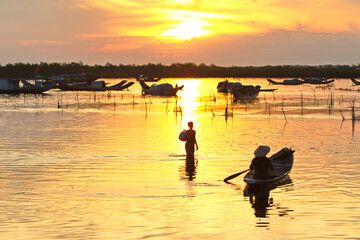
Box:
[0,78,54,94]
[302,77,335,84]
[351,78,360,85]
[217,80,261,100]
[244,147,295,186]
[138,80,183,96]
[217,80,243,93]
[267,79,304,85]
[57,80,134,91]
[232,85,261,100]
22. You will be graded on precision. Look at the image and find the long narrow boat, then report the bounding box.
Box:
[244,147,295,186]
[351,78,360,85]
[57,80,134,91]
[0,79,54,94]
[304,78,335,84]
[0,84,53,94]
[267,79,304,85]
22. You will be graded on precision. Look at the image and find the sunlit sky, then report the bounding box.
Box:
[1,0,360,66]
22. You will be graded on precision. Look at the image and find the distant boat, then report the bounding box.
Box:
[267,79,305,85]
[57,80,134,91]
[136,75,161,82]
[47,73,99,83]
[0,78,53,94]
[218,80,275,96]
[351,78,360,85]
[302,77,335,84]
[232,85,261,100]
[217,80,243,93]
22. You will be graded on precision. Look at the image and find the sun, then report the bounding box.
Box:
[162,18,211,40]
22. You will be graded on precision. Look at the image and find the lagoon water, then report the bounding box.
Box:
[0,78,360,239]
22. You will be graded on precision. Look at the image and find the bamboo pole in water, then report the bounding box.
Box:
[268,103,271,117]
[113,95,116,109]
[212,89,216,102]
[145,102,147,117]
[166,99,168,113]
[340,110,345,121]
[301,91,303,116]
[282,107,287,122]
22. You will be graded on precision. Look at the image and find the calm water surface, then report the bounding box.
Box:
[0,78,360,239]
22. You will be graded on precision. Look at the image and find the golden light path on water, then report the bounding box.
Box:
[0,78,360,239]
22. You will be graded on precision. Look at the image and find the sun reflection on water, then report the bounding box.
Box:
[177,79,202,114]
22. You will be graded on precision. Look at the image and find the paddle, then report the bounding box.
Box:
[223,169,250,182]
[223,149,295,183]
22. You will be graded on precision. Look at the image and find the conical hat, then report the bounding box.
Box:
[254,145,270,157]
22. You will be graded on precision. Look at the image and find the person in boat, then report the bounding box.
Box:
[249,145,273,180]
[185,121,199,161]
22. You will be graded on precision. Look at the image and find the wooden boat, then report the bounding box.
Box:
[0,78,54,94]
[244,147,295,185]
[217,80,243,93]
[351,78,360,85]
[216,80,261,100]
[267,79,304,85]
[243,175,292,197]
[232,85,261,100]
[138,80,184,96]
[302,77,335,84]
[57,80,134,91]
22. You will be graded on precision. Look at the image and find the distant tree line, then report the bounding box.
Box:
[1,62,360,78]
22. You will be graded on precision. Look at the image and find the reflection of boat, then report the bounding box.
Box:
[0,78,53,94]
[47,73,99,83]
[57,80,134,91]
[136,75,161,82]
[244,147,295,185]
[138,80,184,96]
[245,185,271,218]
[267,78,304,85]
[351,78,360,85]
[243,177,293,218]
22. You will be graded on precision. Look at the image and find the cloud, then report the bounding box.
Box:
[19,40,72,47]
[1,0,360,65]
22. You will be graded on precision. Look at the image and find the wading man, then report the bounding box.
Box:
[185,121,199,160]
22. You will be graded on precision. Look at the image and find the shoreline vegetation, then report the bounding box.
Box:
[1,62,360,79]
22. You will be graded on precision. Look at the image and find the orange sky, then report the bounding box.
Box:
[1,0,360,65]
